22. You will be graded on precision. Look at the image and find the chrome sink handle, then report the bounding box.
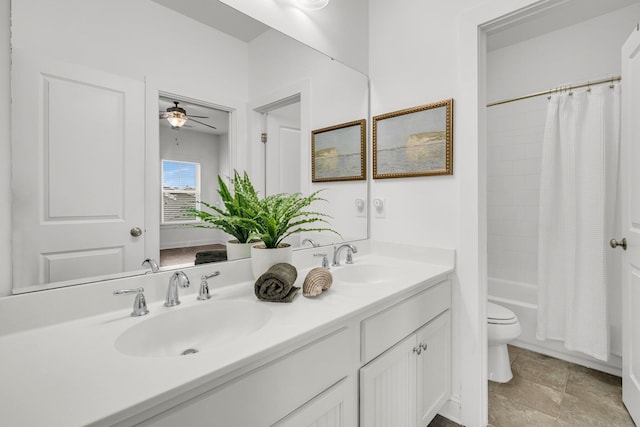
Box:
[114,287,149,317]
[165,271,190,307]
[314,253,330,269]
[198,271,220,301]
[332,244,358,267]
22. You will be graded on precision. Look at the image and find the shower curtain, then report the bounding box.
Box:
[536,84,620,361]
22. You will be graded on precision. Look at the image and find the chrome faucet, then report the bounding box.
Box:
[142,258,159,273]
[165,271,190,307]
[332,244,358,267]
[302,238,320,247]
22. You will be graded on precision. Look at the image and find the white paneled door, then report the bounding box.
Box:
[265,101,301,197]
[621,26,640,425]
[11,50,145,290]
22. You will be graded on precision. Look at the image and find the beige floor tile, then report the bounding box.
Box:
[493,374,563,417]
[510,353,569,391]
[516,347,572,370]
[566,365,623,403]
[489,348,635,427]
[556,393,635,427]
[489,393,557,427]
[507,344,524,362]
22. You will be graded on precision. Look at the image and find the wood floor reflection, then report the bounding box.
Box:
[159,244,225,267]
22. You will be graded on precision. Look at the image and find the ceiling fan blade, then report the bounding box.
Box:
[159,113,169,119]
[190,118,217,130]
[188,115,209,119]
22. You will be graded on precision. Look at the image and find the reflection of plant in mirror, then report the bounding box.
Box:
[251,190,339,249]
[188,170,260,244]
[190,170,339,249]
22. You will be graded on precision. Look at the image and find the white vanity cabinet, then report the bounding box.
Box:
[137,327,356,427]
[359,280,451,427]
[133,280,451,427]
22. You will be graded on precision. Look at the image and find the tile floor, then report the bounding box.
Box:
[429,345,636,427]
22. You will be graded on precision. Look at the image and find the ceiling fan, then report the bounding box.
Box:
[159,101,217,130]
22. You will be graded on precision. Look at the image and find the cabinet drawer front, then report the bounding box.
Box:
[272,377,355,427]
[139,327,353,427]
[361,280,450,363]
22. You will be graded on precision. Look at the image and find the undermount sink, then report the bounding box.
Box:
[331,264,407,285]
[115,301,272,357]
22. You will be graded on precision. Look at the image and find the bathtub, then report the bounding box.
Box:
[488,277,622,376]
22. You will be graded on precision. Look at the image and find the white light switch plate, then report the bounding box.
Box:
[373,198,385,218]
[355,198,366,217]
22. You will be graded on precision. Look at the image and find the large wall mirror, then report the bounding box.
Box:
[10,0,369,293]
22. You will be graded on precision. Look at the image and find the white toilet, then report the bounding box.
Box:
[487,302,521,383]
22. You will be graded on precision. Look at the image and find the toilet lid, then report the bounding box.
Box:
[488,302,517,324]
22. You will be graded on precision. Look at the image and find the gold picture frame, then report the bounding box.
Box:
[312,119,366,182]
[373,99,453,179]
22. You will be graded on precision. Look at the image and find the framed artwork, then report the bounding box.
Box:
[312,119,366,182]
[373,99,453,179]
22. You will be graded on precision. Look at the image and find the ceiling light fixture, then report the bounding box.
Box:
[165,102,188,128]
[296,0,329,11]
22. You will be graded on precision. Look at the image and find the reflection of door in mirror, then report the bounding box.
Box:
[158,96,230,269]
[260,97,302,247]
[11,51,145,292]
[265,102,301,196]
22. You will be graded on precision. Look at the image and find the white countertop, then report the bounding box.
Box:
[0,243,454,426]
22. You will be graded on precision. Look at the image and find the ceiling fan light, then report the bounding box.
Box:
[296,0,329,10]
[166,112,187,128]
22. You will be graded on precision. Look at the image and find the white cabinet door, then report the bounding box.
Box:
[416,311,451,427]
[360,334,417,427]
[11,50,146,290]
[272,377,355,427]
[360,310,452,427]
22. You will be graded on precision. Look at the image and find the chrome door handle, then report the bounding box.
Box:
[130,227,143,237]
[609,238,627,250]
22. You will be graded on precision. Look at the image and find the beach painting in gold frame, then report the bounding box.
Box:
[373,99,453,179]
[312,119,366,182]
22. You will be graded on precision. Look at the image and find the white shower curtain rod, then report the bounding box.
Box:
[486,75,621,107]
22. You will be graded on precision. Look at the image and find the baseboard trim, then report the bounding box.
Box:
[438,395,462,425]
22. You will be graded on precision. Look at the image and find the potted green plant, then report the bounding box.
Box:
[249,190,339,278]
[189,170,261,260]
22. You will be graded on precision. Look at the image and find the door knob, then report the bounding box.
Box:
[130,227,143,237]
[609,238,627,250]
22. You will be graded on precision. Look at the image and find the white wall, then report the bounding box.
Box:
[159,127,226,249]
[247,29,369,243]
[11,0,249,101]
[369,0,465,250]
[487,4,640,368]
[0,0,10,296]
[219,0,369,74]
[369,0,477,422]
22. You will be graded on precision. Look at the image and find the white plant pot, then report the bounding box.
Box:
[226,239,260,261]
[250,243,293,279]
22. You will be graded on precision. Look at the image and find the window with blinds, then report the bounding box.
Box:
[161,160,200,223]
